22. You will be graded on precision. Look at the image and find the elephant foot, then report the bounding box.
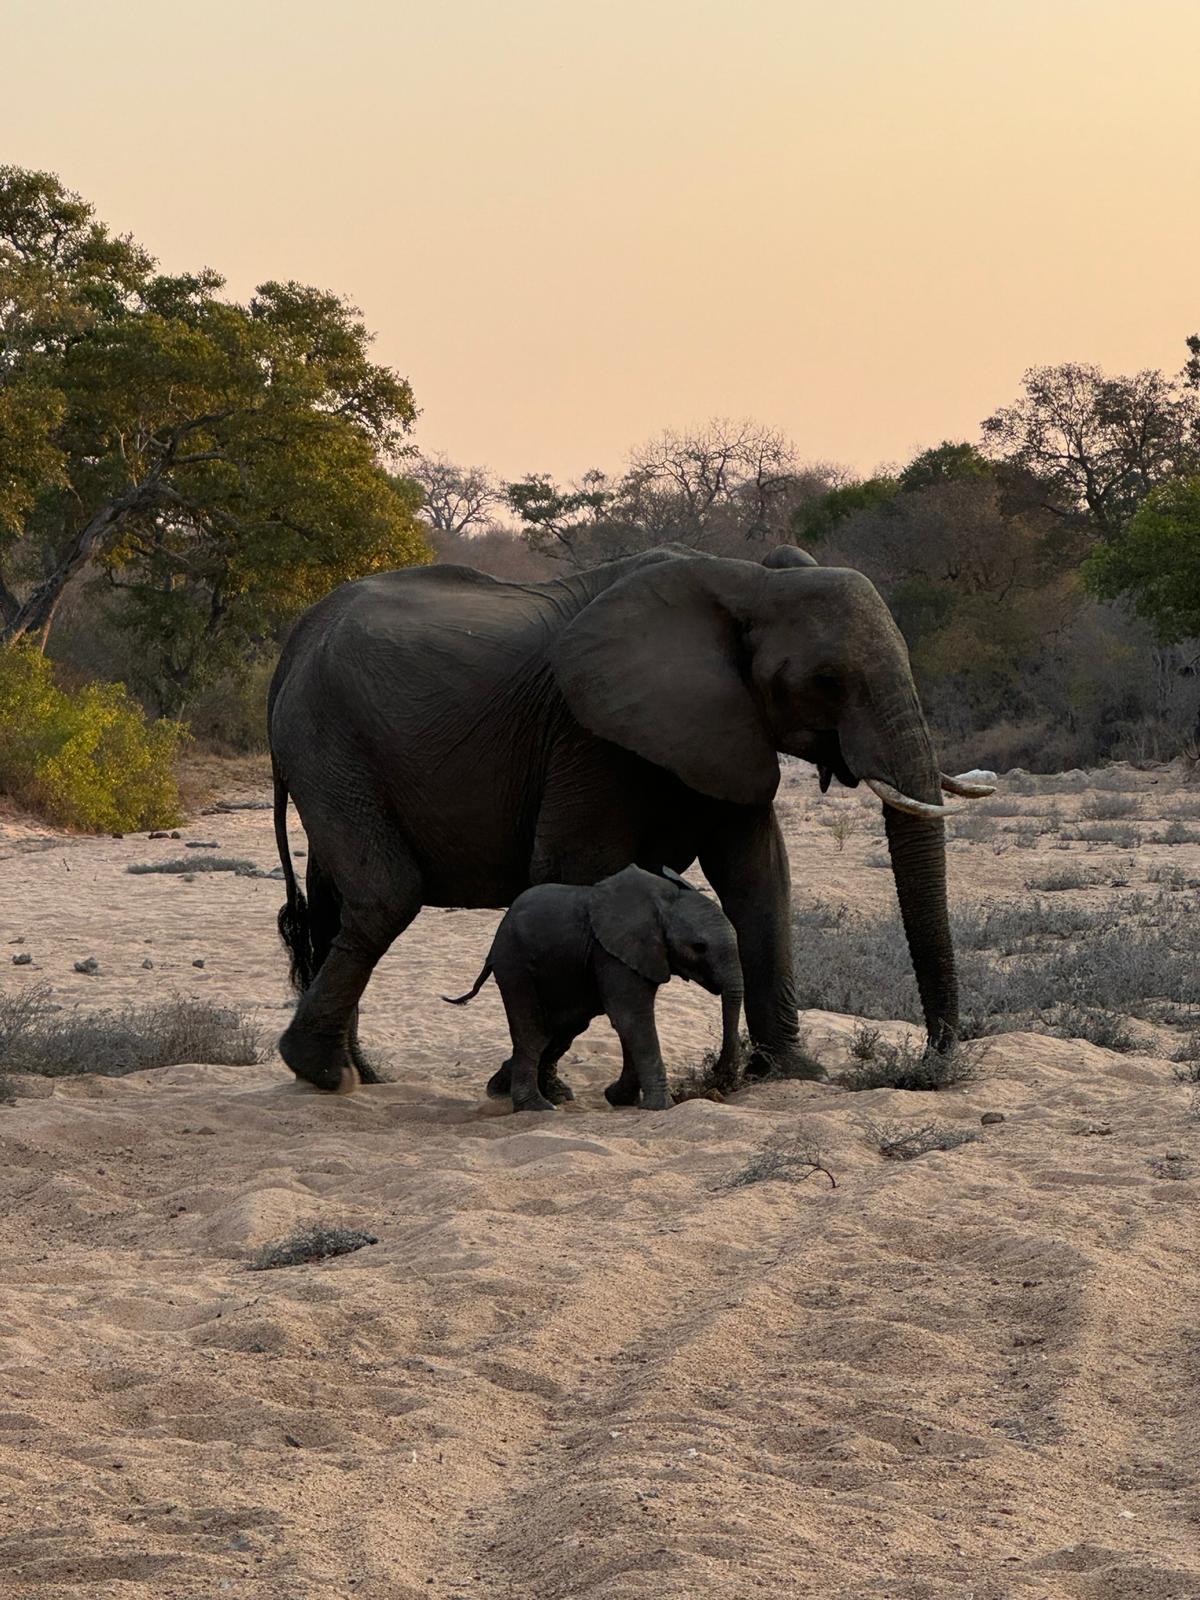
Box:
[512,1091,557,1114]
[640,1087,674,1111]
[603,1076,640,1107]
[486,1062,513,1098]
[539,1068,574,1104]
[744,1045,825,1083]
[279,1022,351,1093]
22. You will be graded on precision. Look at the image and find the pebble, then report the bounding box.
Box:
[74,957,100,975]
[192,958,205,968]
[981,1111,1006,1125]
[149,830,169,839]
[142,958,154,969]
[12,952,32,966]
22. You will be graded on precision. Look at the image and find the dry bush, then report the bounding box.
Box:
[0,987,261,1077]
[977,797,1026,818]
[862,1118,979,1161]
[794,891,1199,1055]
[670,1031,823,1101]
[1157,821,1200,846]
[724,1132,836,1190]
[840,1024,980,1091]
[1089,767,1144,793]
[952,814,998,844]
[128,856,260,877]
[1025,865,1104,892]
[1082,793,1142,821]
[249,1224,378,1271]
[818,809,859,851]
[1067,823,1143,849]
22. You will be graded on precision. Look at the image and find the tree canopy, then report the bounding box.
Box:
[0,166,428,712]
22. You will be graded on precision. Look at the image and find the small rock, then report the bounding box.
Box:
[981,1111,1005,1125]
[142,958,154,969]
[192,958,205,969]
[74,957,100,975]
[186,841,219,849]
[293,849,306,857]
[111,832,123,840]
[149,831,169,839]
[12,952,32,966]
[170,831,182,839]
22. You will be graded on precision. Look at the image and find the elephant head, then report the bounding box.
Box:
[588,865,744,1087]
[553,556,990,1048]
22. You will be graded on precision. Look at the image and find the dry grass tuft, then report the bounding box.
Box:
[249,1224,378,1271]
[0,987,261,1078]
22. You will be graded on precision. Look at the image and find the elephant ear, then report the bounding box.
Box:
[551,558,779,806]
[588,866,671,985]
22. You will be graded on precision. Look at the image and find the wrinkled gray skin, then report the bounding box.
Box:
[443,866,744,1113]
[269,543,959,1094]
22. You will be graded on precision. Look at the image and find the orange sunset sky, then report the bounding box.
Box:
[5,0,1198,482]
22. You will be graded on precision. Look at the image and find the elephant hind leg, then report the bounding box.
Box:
[296,860,384,1086]
[279,834,423,1092]
[488,1032,578,1103]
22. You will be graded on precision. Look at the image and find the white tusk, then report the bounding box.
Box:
[941,771,996,799]
[865,777,960,819]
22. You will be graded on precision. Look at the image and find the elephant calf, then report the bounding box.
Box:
[444,865,744,1113]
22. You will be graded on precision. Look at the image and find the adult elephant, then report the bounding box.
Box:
[268,544,990,1092]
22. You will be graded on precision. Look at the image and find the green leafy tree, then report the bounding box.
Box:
[1085,476,1200,642]
[898,441,990,493]
[0,167,428,713]
[790,475,898,546]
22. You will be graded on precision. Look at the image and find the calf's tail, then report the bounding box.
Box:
[442,963,494,1006]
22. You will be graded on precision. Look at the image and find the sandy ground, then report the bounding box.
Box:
[0,765,1198,1598]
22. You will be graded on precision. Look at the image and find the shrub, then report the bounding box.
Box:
[1158,821,1200,846]
[249,1224,378,1270]
[840,1024,980,1090]
[1068,823,1143,849]
[862,1119,978,1160]
[1082,793,1141,821]
[0,988,261,1077]
[724,1132,836,1190]
[128,856,259,877]
[0,645,184,831]
[793,892,1200,1055]
[1025,865,1103,892]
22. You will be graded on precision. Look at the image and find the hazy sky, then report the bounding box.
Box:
[6,1,1198,482]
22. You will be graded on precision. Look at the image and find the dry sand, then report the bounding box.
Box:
[1,766,1197,1598]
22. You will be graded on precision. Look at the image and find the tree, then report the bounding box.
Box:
[790,475,897,546]
[410,451,501,536]
[503,470,614,565]
[1085,476,1200,643]
[980,362,1200,537]
[0,167,429,712]
[898,440,990,493]
[505,421,832,566]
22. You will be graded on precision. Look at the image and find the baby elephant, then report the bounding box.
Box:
[444,866,744,1113]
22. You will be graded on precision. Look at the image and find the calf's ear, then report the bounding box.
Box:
[588,866,671,985]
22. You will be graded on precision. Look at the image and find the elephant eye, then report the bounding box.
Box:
[692,940,708,955]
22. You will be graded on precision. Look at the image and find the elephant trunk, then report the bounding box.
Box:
[713,985,744,1093]
[850,678,959,1049]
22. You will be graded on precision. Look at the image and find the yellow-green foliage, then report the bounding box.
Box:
[0,646,185,831]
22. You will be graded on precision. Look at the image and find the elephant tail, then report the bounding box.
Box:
[273,761,314,993]
[442,962,494,1006]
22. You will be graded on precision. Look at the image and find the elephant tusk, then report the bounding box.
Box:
[941,771,996,799]
[864,777,960,819]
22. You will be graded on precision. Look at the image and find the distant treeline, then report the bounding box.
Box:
[3,165,1200,777]
[422,368,1200,772]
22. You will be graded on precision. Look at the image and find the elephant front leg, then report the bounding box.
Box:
[596,956,673,1110]
[700,807,819,1081]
